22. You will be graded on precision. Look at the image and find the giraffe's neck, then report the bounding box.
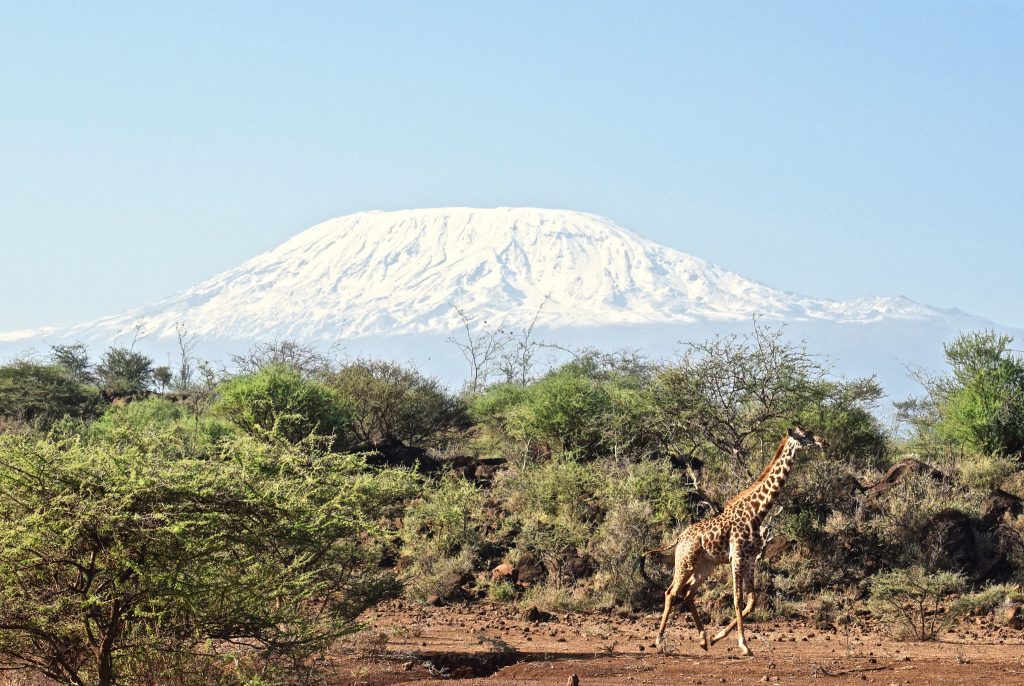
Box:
[730,438,799,520]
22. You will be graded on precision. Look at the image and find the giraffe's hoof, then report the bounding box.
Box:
[740,644,753,657]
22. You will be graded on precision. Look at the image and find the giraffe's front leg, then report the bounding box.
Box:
[730,556,753,656]
[711,557,756,646]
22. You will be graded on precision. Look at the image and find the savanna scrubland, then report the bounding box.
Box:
[1,324,1023,686]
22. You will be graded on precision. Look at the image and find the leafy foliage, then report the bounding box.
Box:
[0,360,104,427]
[935,332,1024,456]
[399,471,483,601]
[95,346,154,395]
[652,323,828,479]
[214,364,351,447]
[328,359,465,448]
[472,351,660,459]
[49,342,95,384]
[494,455,606,582]
[867,567,967,640]
[0,432,415,686]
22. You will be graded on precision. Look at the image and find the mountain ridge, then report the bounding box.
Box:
[0,207,981,345]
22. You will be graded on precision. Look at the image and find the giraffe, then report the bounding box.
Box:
[649,423,827,656]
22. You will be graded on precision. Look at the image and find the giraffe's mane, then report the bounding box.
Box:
[724,434,790,508]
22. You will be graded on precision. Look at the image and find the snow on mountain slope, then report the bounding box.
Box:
[0,208,970,345]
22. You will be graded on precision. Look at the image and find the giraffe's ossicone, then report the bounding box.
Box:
[648,423,827,656]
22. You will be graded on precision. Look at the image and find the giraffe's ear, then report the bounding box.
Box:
[787,427,796,439]
[793,421,807,434]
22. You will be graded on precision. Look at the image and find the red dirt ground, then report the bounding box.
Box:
[331,600,1024,686]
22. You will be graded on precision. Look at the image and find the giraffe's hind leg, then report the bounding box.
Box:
[683,596,708,651]
[656,556,714,651]
[655,539,706,651]
[654,566,692,651]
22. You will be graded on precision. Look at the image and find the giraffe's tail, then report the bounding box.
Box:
[633,540,677,588]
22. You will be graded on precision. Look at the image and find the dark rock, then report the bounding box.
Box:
[982,489,1024,526]
[566,554,595,579]
[442,455,507,481]
[865,458,945,503]
[926,509,982,577]
[523,605,553,622]
[474,463,500,480]
[516,552,546,585]
[364,438,441,472]
[762,536,795,563]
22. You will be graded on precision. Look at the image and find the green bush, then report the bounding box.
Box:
[471,354,660,459]
[88,398,234,458]
[494,455,606,583]
[952,583,1022,618]
[487,580,519,602]
[590,460,693,606]
[399,471,484,601]
[49,342,94,384]
[867,567,967,640]
[214,364,351,447]
[957,453,1019,491]
[797,377,889,470]
[96,346,154,395]
[0,432,417,686]
[329,359,466,448]
[0,360,104,428]
[508,364,610,453]
[468,382,529,429]
[931,331,1024,457]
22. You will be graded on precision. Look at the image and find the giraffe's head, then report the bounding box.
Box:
[787,422,828,452]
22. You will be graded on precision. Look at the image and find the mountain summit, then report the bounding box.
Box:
[0,207,959,344]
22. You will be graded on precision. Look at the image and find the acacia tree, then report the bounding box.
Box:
[0,432,416,686]
[230,339,334,379]
[652,323,828,478]
[214,364,351,447]
[49,343,94,384]
[897,331,1024,459]
[95,347,154,395]
[936,331,1024,456]
[329,359,465,448]
[447,305,511,394]
[0,360,103,427]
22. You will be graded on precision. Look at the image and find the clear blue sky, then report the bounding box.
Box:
[1,1,1021,330]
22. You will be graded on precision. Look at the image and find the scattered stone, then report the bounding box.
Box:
[523,605,553,623]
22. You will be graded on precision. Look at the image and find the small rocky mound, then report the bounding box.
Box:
[864,458,945,502]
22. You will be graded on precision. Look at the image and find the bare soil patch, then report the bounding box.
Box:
[331,600,1024,686]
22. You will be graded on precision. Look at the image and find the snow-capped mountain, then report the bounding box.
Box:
[0,207,1008,396]
[0,208,974,343]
